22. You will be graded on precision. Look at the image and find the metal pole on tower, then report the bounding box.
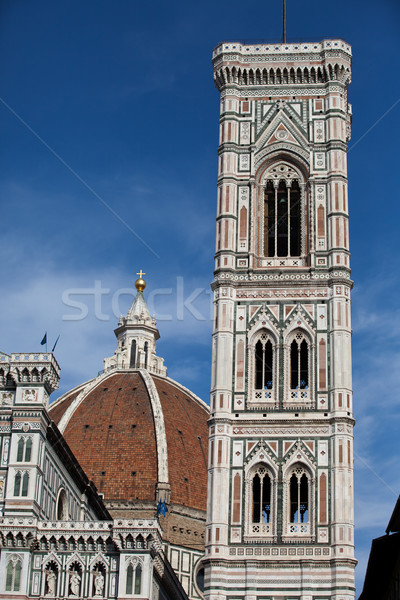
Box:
[283,0,287,43]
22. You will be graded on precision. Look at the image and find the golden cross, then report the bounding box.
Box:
[136,269,146,279]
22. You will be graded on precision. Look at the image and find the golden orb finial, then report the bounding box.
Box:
[135,269,146,292]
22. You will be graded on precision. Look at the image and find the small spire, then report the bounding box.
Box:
[135,269,146,292]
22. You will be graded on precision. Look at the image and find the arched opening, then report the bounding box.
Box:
[6,559,22,592]
[290,335,309,391]
[126,563,134,594]
[248,464,273,536]
[56,488,68,520]
[17,438,24,462]
[24,438,32,462]
[130,340,136,368]
[255,338,273,391]
[264,176,301,258]
[252,470,271,523]
[14,472,21,496]
[21,472,29,496]
[290,470,309,525]
[144,342,148,369]
[5,561,14,591]
[134,563,142,594]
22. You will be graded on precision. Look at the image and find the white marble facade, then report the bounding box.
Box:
[205,39,355,600]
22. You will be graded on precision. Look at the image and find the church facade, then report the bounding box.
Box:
[0,38,355,600]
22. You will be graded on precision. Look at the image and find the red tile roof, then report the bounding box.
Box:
[49,371,209,511]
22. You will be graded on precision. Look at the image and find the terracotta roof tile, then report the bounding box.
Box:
[49,371,209,511]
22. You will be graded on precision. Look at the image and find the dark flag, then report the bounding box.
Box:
[40,333,47,346]
[52,335,60,353]
[155,499,168,518]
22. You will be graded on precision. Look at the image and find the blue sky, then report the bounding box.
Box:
[1,0,399,594]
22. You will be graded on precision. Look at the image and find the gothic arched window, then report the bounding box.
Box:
[6,558,22,592]
[288,466,310,535]
[126,564,133,595]
[252,469,271,523]
[25,438,32,462]
[248,465,274,536]
[134,564,142,595]
[264,178,301,258]
[21,472,29,496]
[17,438,24,462]
[126,562,142,595]
[290,336,309,391]
[14,472,21,496]
[255,337,273,391]
[252,331,276,406]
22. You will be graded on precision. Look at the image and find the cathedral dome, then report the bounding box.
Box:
[49,277,210,552]
[49,369,209,513]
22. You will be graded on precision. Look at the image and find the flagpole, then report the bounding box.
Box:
[283,0,287,43]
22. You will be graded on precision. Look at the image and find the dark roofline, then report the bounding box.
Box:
[386,494,400,534]
[47,421,111,521]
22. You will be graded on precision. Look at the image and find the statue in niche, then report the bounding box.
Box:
[94,571,104,597]
[69,571,81,597]
[45,569,57,596]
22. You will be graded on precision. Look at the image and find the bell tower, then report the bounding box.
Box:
[205,40,355,599]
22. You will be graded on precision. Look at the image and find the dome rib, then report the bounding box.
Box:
[57,373,108,434]
[139,369,169,499]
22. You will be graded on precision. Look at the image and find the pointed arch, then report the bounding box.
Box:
[248,323,278,407]
[24,438,32,462]
[134,563,142,594]
[21,472,29,496]
[126,563,134,594]
[56,488,68,520]
[245,460,276,539]
[262,163,303,259]
[129,340,136,368]
[14,471,22,496]
[269,68,275,84]
[5,557,22,592]
[284,323,314,407]
[262,68,268,84]
[283,462,314,539]
[17,438,24,462]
